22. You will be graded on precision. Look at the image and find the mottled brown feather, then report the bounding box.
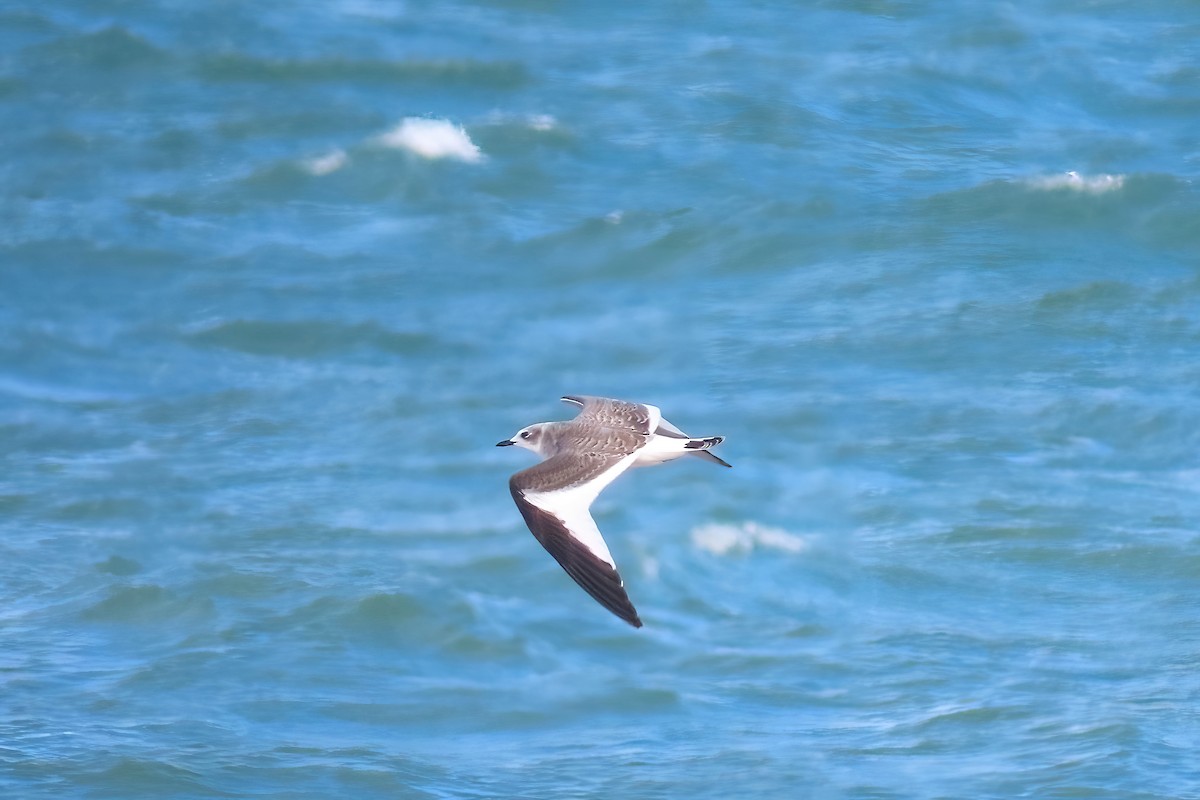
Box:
[562,395,655,435]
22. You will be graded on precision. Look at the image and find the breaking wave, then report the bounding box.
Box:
[374,118,483,163]
[690,521,810,556]
[1026,171,1125,193]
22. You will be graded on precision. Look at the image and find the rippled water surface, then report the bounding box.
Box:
[3,2,1199,798]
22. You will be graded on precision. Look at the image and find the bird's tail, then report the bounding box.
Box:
[683,436,731,468]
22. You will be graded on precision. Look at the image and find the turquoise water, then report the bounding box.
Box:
[3,1,1200,797]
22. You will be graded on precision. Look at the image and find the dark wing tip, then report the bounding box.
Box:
[510,485,643,628]
[561,395,585,406]
[687,448,732,468]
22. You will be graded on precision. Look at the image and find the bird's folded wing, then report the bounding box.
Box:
[562,395,661,436]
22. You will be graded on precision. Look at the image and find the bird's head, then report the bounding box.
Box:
[496,423,550,456]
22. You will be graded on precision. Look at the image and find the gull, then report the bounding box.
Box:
[497,395,730,627]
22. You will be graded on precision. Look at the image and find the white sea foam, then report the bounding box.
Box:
[375,118,483,162]
[527,113,557,131]
[483,111,558,131]
[691,521,810,556]
[1028,171,1125,193]
[303,149,348,176]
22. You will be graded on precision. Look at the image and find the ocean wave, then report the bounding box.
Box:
[21,26,168,73]
[482,111,559,132]
[185,319,438,358]
[0,374,128,405]
[296,114,500,176]
[920,172,1184,230]
[1027,171,1125,193]
[691,521,810,556]
[197,54,527,89]
[373,118,483,163]
[82,757,217,797]
[80,585,214,625]
[302,148,348,176]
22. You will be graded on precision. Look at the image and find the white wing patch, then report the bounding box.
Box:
[522,452,640,568]
[642,403,662,436]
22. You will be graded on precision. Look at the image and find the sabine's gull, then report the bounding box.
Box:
[497,395,730,627]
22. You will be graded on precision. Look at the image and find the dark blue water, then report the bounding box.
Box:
[3,2,1199,797]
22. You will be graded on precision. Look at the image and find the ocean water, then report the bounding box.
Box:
[3,1,1199,797]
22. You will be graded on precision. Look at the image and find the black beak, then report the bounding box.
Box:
[496,439,515,447]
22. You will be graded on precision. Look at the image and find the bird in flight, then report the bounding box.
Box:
[497,395,730,627]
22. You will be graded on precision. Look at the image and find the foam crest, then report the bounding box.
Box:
[1028,171,1125,193]
[303,149,348,176]
[691,521,810,556]
[375,117,483,162]
[483,111,558,130]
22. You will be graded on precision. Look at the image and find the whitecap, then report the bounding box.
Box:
[526,113,557,131]
[1028,171,1125,193]
[482,111,558,131]
[691,521,810,556]
[303,149,348,176]
[374,117,483,163]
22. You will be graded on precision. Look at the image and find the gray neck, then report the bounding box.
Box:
[535,421,573,457]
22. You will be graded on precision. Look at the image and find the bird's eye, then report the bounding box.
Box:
[520,430,532,439]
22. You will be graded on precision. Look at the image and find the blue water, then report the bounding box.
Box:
[3,2,1199,797]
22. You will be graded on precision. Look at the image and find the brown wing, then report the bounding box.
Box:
[509,444,633,493]
[561,395,655,435]
[510,480,643,628]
